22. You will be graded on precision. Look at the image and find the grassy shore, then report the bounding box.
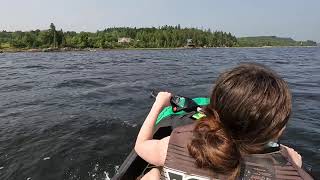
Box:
[0,46,318,53]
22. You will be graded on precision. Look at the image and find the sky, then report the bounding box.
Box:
[0,0,319,42]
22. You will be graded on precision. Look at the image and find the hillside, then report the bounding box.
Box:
[0,24,237,51]
[237,36,317,47]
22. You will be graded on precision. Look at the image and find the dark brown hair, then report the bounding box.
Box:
[188,63,292,179]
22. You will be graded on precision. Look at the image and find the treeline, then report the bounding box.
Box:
[238,36,317,47]
[0,23,238,49]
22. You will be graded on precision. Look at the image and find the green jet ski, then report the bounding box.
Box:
[112,91,209,179]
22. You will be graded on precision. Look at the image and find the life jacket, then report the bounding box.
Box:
[161,123,314,180]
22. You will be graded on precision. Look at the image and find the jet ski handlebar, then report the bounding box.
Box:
[151,90,199,113]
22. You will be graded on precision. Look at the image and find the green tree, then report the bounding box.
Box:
[78,32,89,48]
[50,23,57,48]
[0,24,244,49]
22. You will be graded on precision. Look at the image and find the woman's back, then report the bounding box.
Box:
[162,124,313,180]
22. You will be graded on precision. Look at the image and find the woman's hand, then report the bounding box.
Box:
[282,145,302,167]
[154,92,172,109]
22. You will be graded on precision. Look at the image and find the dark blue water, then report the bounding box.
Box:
[0,48,319,180]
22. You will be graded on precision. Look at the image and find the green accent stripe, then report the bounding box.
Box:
[155,97,209,125]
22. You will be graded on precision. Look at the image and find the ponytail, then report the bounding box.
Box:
[187,110,241,179]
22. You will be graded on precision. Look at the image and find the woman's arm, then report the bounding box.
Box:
[134,92,172,166]
[140,168,161,180]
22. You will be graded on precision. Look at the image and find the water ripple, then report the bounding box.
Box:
[0,47,319,179]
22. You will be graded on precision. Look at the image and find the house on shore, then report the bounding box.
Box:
[118,37,131,43]
[186,39,195,48]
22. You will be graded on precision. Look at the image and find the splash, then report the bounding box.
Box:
[43,157,50,160]
[103,171,110,180]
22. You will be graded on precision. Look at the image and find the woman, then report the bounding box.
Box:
[135,63,313,179]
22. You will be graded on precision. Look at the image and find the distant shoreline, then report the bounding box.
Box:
[1,24,318,54]
[0,46,318,53]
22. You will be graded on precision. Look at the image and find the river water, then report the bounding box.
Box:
[0,48,319,179]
